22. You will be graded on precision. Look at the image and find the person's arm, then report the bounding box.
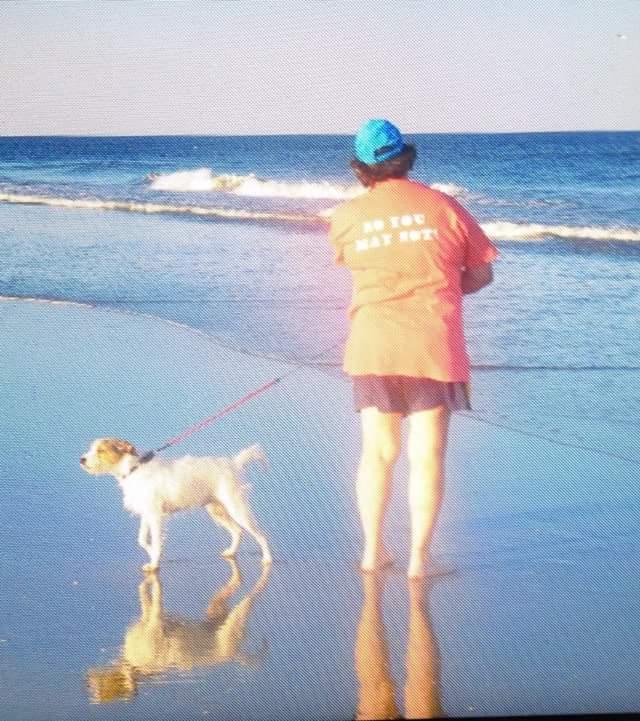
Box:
[461,262,493,294]
[327,206,347,265]
[447,196,498,294]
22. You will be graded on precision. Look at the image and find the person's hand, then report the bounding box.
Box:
[461,263,493,294]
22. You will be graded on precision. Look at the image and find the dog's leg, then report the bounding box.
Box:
[217,489,272,565]
[206,502,242,558]
[143,514,163,572]
[138,518,153,557]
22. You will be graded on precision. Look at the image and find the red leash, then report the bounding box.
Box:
[138,338,346,463]
[138,377,281,463]
[156,377,280,453]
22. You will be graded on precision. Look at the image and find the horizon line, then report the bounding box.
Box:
[2,128,639,139]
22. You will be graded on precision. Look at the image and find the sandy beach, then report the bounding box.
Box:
[2,298,640,720]
[2,0,640,714]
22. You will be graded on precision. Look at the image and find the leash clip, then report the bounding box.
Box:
[138,450,156,464]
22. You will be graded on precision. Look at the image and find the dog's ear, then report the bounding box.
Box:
[108,439,137,457]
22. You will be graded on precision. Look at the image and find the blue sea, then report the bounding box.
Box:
[1,133,639,445]
[2,133,640,719]
[1,132,639,354]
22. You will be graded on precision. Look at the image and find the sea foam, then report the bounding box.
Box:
[148,168,362,199]
[2,190,639,242]
[147,168,467,200]
[482,221,640,242]
[0,192,314,223]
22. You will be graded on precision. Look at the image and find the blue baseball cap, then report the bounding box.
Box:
[354,119,406,165]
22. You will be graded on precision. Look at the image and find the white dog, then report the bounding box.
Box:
[80,438,272,571]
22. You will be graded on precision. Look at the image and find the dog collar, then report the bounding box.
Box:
[122,451,155,479]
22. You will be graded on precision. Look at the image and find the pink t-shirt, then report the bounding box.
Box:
[329,178,498,382]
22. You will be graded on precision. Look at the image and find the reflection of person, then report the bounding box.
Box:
[355,574,400,721]
[86,560,270,703]
[355,574,444,720]
[329,119,498,578]
[404,581,445,719]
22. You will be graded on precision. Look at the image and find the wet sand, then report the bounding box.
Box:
[2,298,640,720]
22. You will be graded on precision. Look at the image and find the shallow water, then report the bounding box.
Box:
[2,300,640,719]
[2,130,640,718]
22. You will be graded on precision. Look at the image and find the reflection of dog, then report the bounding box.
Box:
[87,560,270,703]
[80,438,272,571]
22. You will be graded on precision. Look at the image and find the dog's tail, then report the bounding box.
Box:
[233,444,268,472]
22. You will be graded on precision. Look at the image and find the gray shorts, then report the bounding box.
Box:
[352,375,471,416]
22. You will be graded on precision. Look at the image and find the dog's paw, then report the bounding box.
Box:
[142,563,159,573]
[220,548,237,558]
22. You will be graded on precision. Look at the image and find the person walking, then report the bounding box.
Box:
[329,119,498,578]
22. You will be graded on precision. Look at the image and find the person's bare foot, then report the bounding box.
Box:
[361,545,394,573]
[407,556,424,579]
[408,555,456,580]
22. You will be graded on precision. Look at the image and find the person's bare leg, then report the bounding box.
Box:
[407,406,450,579]
[357,407,402,572]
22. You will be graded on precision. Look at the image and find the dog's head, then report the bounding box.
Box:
[80,438,138,476]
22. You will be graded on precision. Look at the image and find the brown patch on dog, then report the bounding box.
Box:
[104,438,137,457]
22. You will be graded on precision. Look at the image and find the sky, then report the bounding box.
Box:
[1,0,638,135]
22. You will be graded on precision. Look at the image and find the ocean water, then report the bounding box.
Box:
[3,300,640,721]
[1,132,639,453]
[2,132,640,351]
[2,133,640,719]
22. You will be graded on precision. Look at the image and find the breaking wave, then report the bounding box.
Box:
[146,168,468,200]
[2,190,639,242]
[0,192,316,224]
[429,182,467,196]
[482,221,640,242]
[147,168,363,199]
